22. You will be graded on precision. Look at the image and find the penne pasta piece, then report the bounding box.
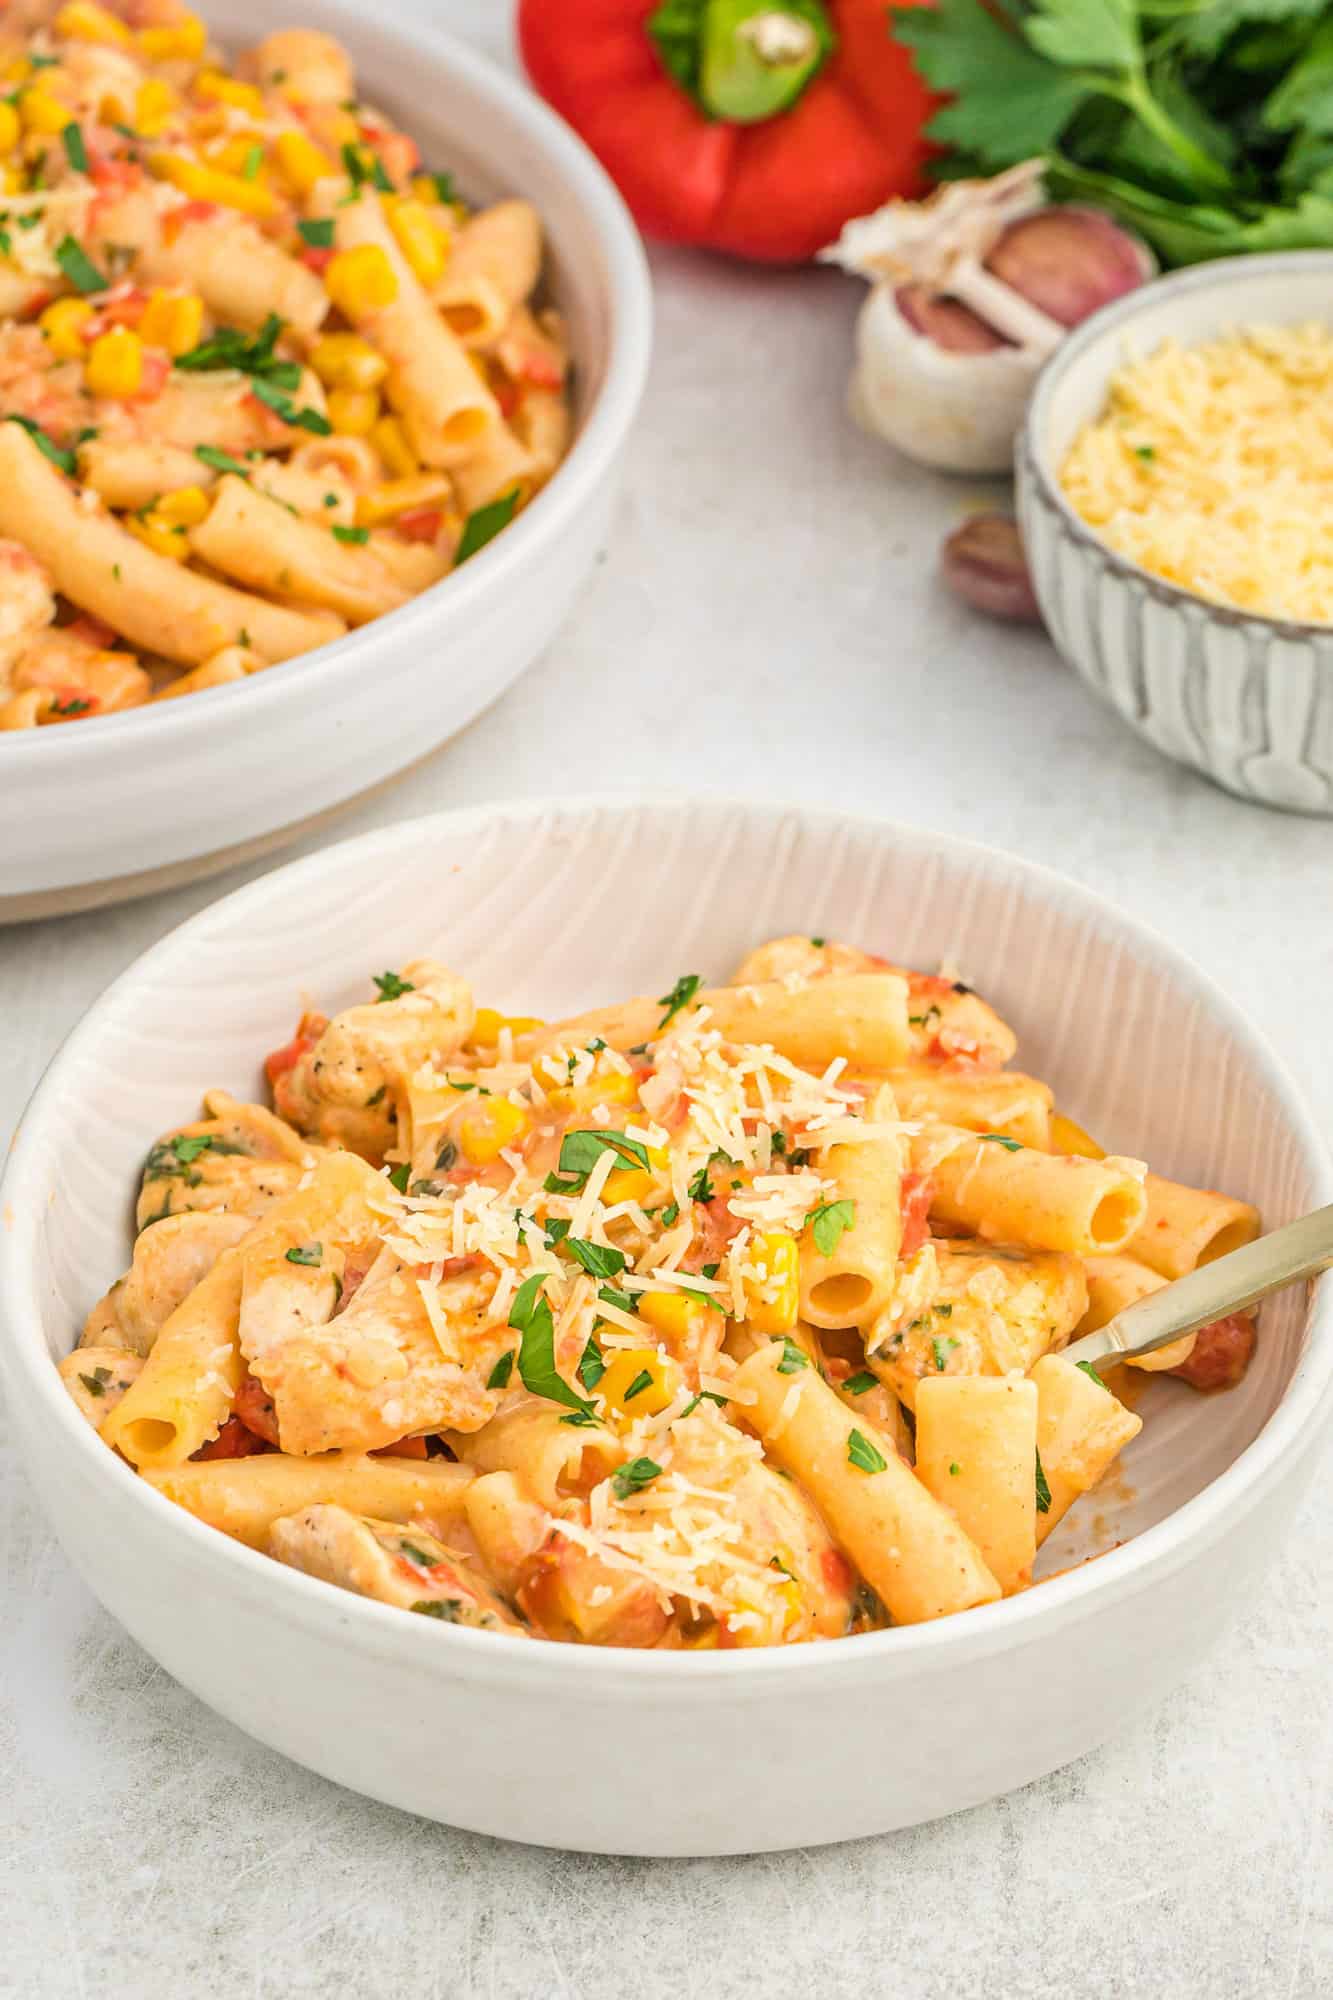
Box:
[1129,1174,1260,1280]
[889,1065,1053,1150]
[915,1125,1148,1256]
[1079,1254,1196,1371]
[446,1399,625,1509]
[799,1082,903,1329]
[914,1375,1039,1594]
[435,199,543,346]
[1029,1352,1142,1545]
[0,426,345,665]
[144,1451,474,1548]
[146,216,329,337]
[78,439,216,512]
[248,28,355,102]
[729,1342,1001,1624]
[191,475,411,625]
[448,419,537,515]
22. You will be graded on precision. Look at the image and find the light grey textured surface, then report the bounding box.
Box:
[2,5,1331,1993]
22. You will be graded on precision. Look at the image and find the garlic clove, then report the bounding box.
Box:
[940,513,1042,624]
[895,284,1010,354]
[849,286,1040,474]
[984,206,1156,329]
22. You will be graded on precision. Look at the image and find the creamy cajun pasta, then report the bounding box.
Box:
[0,0,570,731]
[64,937,1261,1647]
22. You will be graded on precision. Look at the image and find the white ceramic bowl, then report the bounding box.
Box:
[0,1,651,923]
[3,797,1330,1856]
[1018,253,1333,815]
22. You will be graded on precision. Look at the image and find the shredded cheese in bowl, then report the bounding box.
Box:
[1060,323,1333,626]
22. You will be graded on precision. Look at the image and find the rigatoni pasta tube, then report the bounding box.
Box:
[531,973,911,1072]
[729,1343,1000,1624]
[799,1083,902,1330]
[1129,1174,1260,1280]
[888,1066,1053,1151]
[333,189,499,467]
[449,419,537,515]
[445,1400,622,1509]
[915,1376,1038,1595]
[1030,1352,1142,1545]
[1079,1254,1195,1372]
[143,1453,474,1548]
[916,1126,1148,1256]
[78,439,215,512]
[0,426,345,665]
[435,199,543,345]
[191,476,411,625]
[146,216,329,338]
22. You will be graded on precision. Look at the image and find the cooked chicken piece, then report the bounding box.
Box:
[82,1210,254,1356]
[58,1347,144,1426]
[135,1094,319,1231]
[268,1505,526,1633]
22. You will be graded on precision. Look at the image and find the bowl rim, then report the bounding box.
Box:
[0,0,653,768]
[1021,249,1333,643]
[5,792,1332,1686]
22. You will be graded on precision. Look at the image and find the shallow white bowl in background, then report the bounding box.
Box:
[2,797,1329,1856]
[0,1,651,923]
[1018,253,1333,815]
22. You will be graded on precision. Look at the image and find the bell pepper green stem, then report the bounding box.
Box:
[648,0,835,125]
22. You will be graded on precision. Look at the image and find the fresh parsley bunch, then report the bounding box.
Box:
[891,0,1333,264]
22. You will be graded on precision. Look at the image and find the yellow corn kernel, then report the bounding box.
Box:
[148,152,277,220]
[273,127,332,195]
[39,295,92,359]
[0,101,19,154]
[384,196,448,286]
[742,1231,800,1334]
[1050,1112,1104,1160]
[309,332,387,391]
[54,1,131,46]
[194,70,265,116]
[154,483,211,527]
[637,1292,707,1348]
[327,385,380,436]
[458,1096,528,1164]
[127,511,190,562]
[138,288,204,357]
[411,171,462,213]
[136,14,207,61]
[547,1070,639,1117]
[21,90,73,137]
[133,77,177,136]
[470,1008,545,1047]
[601,1148,669,1207]
[369,413,416,478]
[209,133,269,180]
[324,243,398,318]
[85,327,143,398]
[596,1348,683,1422]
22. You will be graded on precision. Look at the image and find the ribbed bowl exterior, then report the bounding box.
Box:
[1017,252,1333,817]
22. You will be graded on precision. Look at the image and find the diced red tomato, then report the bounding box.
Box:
[492,374,521,422]
[133,349,171,400]
[163,200,220,242]
[519,348,562,391]
[1168,1312,1255,1392]
[899,1172,933,1259]
[395,506,442,542]
[233,1369,281,1446]
[193,1414,270,1460]
[88,153,144,194]
[821,1548,856,1596]
[300,245,334,274]
[264,1011,326,1085]
[63,614,118,648]
[376,1436,431,1461]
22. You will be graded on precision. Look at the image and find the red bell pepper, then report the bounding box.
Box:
[518,0,936,264]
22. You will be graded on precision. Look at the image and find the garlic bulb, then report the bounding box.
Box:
[822,161,1155,475]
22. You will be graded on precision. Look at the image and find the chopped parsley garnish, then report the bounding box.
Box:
[421,169,458,204]
[332,523,369,544]
[949,1461,961,1476]
[284,1243,322,1267]
[908,1005,942,1030]
[455,487,519,564]
[194,444,251,478]
[565,1235,627,1280]
[78,1365,113,1397]
[610,1456,662,1501]
[176,315,301,390]
[774,1336,809,1375]
[596,1284,640,1315]
[341,141,394,193]
[249,374,332,434]
[411,1599,463,1621]
[387,1162,411,1193]
[61,122,88,174]
[770,1555,796,1580]
[687,1163,715,1203]
[373,969,415,1001]
[810,936,826,948]
[847,1428,887,1475]
[543,1127,649,1194]
[807,1198,856,1257]
[844,1370,877,1396]
[142,1131,246,1184]
[510,1273,597,1421]
[931,1334,959,1371]
[1075,1358,1106,1386]
[1035,1447,1052,1515]
[408,1179,443,1198]
[656,971,701,1028]
[935,1303,953,1319]
[54,233,104,293]
[297,217,335,248]
[1135,444,1156,462]
[241,143,264,181]
[622,1368,654,1402]
[49,695,90,716]
[660,1200,680,1227]
[980,1133,1023,1152]
[578,1334,606,1390]
[399,1540,438,1568]
[486,1350,515,1390]
[434,1139,458,1171]
[8,415,76,475]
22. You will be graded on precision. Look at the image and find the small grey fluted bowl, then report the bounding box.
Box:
[1017,252,1333,816]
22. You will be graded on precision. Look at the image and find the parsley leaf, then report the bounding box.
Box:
[847,1428,887,1474]
[622,1368,654,1402]
[774,1335,809,1375]
[194,444,251,478]
[510,1273,597,1420]
[596,1284,640,1315]
[610,1456,662,1500]
[411,1599,463,1620]
[284,1243,322,1267]
[807,1198,856,1257]
[61,122,88,174]
[373,969,415,1001]
[486,1350,515,1390]
[297,217,335,247]
[54,233,105,294]
[543,1127,650,1193]
[980,1132,1023,1152]
[1035,1447,1052,1515]
[660,1200,680,1227]
[844,1370,877,1395]
[931,1335,959,1371]
[9,414,76,475]
[78,1365,113,1397]
[565,1236,627,1280]
[657,971,702,1028]
[332,523,369,545]
[249,374,332,434]
[455,487,519,564]
[578,1334,606,1390]
[387,1162,411,1193]
[1075,1358,1107,1386]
